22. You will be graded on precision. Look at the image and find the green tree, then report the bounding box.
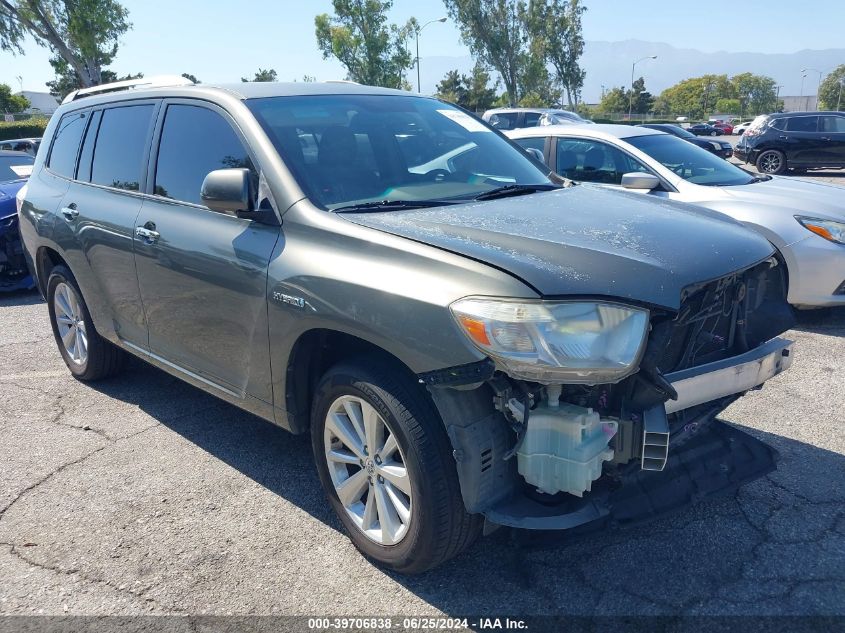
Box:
[1,0,131,88]
[629,76,653,115]
[443,0,532,106]
[45,55,141,99]
[527,0,586,108]
[595,86,627,116]
[819,65,845,110]
[314,0,413,89]
[656,74,737,119]
[0,82,29,112]
[434,69,467,106]
[241,68,277,82]
[715,98,741,114]
[181,73,200,84]
[730,72,779,117]
[463,62,497,112]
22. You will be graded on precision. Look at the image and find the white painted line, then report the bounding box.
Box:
[0,370,69,381]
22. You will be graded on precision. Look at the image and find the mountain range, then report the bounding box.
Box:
[418,39,845,102]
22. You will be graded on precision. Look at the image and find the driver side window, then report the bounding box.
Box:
[555,138,650,185]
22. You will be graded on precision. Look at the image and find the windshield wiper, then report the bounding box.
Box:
[332,199,457,213]
[749,174,772,183]
[472,184,559,201]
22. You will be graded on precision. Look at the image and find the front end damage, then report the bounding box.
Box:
[0,212,35,292]
[423,256,794,530]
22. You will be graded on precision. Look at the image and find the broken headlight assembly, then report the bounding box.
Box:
[450,297,649,384]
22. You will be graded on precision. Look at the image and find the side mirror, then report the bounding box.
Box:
[621,172,660,191]
[525,147,545,164]
[200,168,253,216]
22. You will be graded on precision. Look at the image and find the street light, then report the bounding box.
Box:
[415,17,447,93]
[801,67,823,111]
[629,56,657,121]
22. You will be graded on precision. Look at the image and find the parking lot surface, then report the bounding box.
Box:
[2,168,845,618]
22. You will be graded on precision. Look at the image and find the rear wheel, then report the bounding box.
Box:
[710,130,718,136]
[311,358,481,574]
[756,149,787,175]
[47,265,126,380]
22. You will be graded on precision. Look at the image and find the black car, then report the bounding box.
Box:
[687,123,723,136]
[639,123,733,158]
[734,111,845,175]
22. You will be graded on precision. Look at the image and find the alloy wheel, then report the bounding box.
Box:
[324,395,413,545]
[758,151,783,173]
[53,282,88,365]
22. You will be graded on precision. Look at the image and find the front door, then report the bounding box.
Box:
[133,101,280,402]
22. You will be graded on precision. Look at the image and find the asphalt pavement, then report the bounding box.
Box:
[1,166,845,619]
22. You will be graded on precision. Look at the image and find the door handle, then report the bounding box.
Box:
[820,136,832,141]
[135,225,160,243]
[778,135,788,140]
[60,204,79,221]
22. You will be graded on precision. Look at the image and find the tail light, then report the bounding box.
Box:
[15,182,28,215]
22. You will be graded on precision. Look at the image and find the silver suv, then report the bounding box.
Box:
[18,77,794,573]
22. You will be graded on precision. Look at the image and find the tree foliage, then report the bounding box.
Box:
[595,78,651,116]
[181,73,200,84]
[1,0,131,87]
[0,82,29,112]
[241,68,277,82]
[526,0,586,108]
[819,65,845,111]
[314,0,413,89]
[45,55,140,98]
[654,73,779,119]
[434,62,498,112]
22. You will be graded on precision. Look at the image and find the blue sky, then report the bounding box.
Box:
[2,0,843,95]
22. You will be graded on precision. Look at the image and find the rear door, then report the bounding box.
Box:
[818,115,845,166]
[133,100,279,403]
[780,115,821,165]
[52,101,157,348]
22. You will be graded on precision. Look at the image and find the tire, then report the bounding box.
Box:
[710,131,718,136]
[755,149,787,175]
[311,357,481,574]
[47,265,126,381]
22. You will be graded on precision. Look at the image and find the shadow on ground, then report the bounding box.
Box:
[84,357,845,616]
[792,306,845,336]
[0,288,42,308]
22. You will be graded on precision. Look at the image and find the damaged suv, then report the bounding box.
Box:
[19,78,795,573]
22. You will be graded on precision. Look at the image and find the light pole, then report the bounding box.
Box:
[415,17,447,93]
[801,68,823,110]
[799,73,807,111]
[629,56,657,121]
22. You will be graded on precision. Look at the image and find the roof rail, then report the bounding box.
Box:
[62,75,195,104]
[323,79,360,85]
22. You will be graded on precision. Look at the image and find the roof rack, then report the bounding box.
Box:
[62,75,195,104]
[323,79,360,85]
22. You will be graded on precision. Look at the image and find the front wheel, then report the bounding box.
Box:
[710,131,718,136]
[756,149,787,175]
[311,358,481,574]
[47,265,126,380]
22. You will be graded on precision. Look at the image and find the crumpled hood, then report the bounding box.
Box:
[343,186,775,310]
[720,176,845,221]
[0,180,25,221]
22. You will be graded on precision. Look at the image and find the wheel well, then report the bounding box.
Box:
[35,247,67,296]
[284,329,421,434]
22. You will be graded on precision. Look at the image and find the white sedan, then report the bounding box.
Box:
[507,124,845,308]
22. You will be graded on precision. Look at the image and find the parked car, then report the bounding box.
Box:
[481,107,591,130]
[733,120,759,136]
[710,121,734,134]
[0,137,41,156]
[688,123,723,136]
[20,78,795,573]
[1,150,35,291]
[509,123,845,308]
[734,111,845,175]
[639,123,733,158]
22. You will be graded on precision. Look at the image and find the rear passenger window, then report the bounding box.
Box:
[154,105,254,206]
[820,116,845,133]
[48,111,88,178]
[91,105,155,191]
[76,110,102,182]
[786,116,819,133]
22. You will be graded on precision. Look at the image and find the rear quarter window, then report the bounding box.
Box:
[47,111,88,178]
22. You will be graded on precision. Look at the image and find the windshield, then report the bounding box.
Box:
[625,134,754,186]
[246,95,552,210]
[0,155,34,182]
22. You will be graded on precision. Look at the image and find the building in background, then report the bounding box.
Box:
[15,91,60,116]
[780,95,818,112]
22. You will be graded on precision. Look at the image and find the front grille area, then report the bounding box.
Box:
[654,257,793,375]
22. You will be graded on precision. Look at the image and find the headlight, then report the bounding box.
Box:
[450,298,649,384]
[795,216,845,245]
[710,141,722,150]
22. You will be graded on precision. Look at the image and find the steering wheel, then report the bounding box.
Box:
[671,162,687,177]
[424,169,451,182]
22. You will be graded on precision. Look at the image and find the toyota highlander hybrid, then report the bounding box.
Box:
[18,77,795,573]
